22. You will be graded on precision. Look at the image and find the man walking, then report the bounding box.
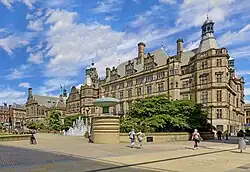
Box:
[217,130,222,140]
[129,129,136,148]
[191,129,202,150]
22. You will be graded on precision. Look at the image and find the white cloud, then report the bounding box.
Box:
[6,64,33,80]
[229,45,250,59]
[25,9,189,80]
[0,88,26,104]
[104,16,117,21]
[218,24,250,47]
[245,88,250,96]
[159,0,176,4]
[27,52,43,64]
[92,0,123,13]
[176,0,237,28]
[0,33,29,55]
[38,77,77,94]
[184,39,200,51]
[18,82,30,88]
[130,5,161,28]
[27,18,44,31]
[237,70,250,76]
[0,0,36,9]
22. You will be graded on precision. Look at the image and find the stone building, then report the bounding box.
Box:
[9,104,26,128]
[67,18,245,133]
[244,104,250,124]
[0,103,10,123]
[66,62,102,117]
[25,88,67,122]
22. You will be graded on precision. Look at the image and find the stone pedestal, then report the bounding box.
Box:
[92,115,120,144]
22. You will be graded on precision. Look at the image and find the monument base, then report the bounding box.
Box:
[92,115,120,144]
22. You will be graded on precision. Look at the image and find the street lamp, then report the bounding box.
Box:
[209,105,213,132]
[85,107,90,134]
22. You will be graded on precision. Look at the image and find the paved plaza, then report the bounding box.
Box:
[0,134,249,172]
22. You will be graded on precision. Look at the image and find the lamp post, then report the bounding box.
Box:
[85,107,90,134]
[209,105,213,132]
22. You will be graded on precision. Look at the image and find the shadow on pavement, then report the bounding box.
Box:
[230,150,250,154]
[85,148,237,172]
[203,136,250,145]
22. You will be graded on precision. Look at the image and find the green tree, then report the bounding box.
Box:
[26,121,37,130]
[120,95,210,133]
[46,110,62,132]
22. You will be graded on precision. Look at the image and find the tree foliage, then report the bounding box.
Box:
[26,121,38,130]
[46,110,62,131]
[120,95,210,133]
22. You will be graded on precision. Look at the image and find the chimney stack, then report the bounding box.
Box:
[177,39,183,57]
[138,42,146,64]
[106,67,111,78]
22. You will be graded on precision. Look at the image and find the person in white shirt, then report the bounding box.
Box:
[191,129,202,149]
[129,129,136,148]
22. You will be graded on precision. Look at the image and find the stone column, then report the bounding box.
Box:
[92,115,120,144]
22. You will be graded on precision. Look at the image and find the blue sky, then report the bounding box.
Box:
[0,0,250,104]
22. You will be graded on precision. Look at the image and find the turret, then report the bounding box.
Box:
[28,88,32,98]
[138,42,146,64]
[229,57,235,79]
[176,38,183,58]
[63,87,67,97]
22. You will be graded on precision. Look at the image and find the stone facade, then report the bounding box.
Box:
[25,88,67,122]
[67,18,245,133]
[244,104,250,124]
[9,104,26,128]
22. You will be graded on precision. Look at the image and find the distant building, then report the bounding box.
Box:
[25,88,67,122]
[9,104,26,128]
[244,104,250,124]
[67,17,245,133]
[0,103,9,123]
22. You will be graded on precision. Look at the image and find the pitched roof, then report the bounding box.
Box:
[33,95,60,108]
[116,48,170,77]
[181,48,198,66]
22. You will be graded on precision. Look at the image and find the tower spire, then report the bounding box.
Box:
[161,41,164,49]
[206,1,209,20]
[91,58,94,66]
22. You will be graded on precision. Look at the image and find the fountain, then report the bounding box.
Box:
[63,116,90,136]
[91,96,120,144]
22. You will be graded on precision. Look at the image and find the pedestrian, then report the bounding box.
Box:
[136,130,144,149]
[191,129,202,150]
[238,138,249,153]
[129,129,136,148]
[217,130,222,140]
[225,130,229,140]
[30,129,37,144]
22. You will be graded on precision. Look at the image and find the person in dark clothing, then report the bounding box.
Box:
[30,129,37,144]
[217,130,222,140]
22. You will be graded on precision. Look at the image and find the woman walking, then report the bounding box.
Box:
[136,130,144,149]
